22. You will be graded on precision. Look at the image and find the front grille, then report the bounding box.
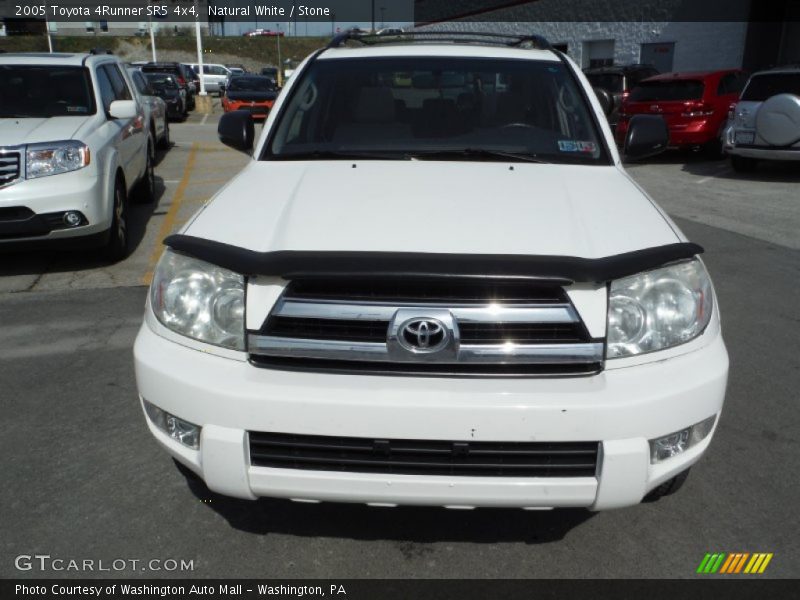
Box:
[288,279,567,304]
[248,278,604,376]
[249,431,600,477]
[0,151,21,187]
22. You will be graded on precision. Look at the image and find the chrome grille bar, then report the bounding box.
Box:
[273,299,579,323]
[247,335,604,365]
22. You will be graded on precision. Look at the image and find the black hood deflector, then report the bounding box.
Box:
[163,234,704,284]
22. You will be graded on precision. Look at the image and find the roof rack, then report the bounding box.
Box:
[327,29,552,51]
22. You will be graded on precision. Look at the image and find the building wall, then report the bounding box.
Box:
[417,0,753,72]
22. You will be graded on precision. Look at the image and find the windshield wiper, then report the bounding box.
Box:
[275,149,409,161]
[408,148,548,163]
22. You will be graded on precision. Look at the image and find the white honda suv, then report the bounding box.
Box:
[135,32,729,510]
[0,51,154,260]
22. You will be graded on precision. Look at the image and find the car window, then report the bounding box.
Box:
[629,80,704,101]
[717,73,746,96]
[268,57,609,165]
[209,66,227,76]
[585,73,623,93]
[0,65,97,117]
[103,64,132,101]
[227,76,276,92]
[145,73,179,90]
[95,67,117,112]
[741,73,800,101]
[131,71,148,95]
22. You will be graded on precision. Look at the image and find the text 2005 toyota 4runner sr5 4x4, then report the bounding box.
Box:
[134,32,728,510]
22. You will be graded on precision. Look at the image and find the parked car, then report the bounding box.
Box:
[127,67,170,150]
[584,64,659,128]
[0,51,154,260]
[723,66,800,172]
[244,29,284,37]
[616,69,749,155]
[187,63,231,96]
[143,72,187,121]
[141,62,195,111]
[220,75,278,119]
[135,32,728,511]
[226,64,247,75]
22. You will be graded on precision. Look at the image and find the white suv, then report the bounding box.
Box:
[0,52,154,260]
[135,32,729,510]
[724,67,800,172]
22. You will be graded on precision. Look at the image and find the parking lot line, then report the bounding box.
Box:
[142,142,200,286]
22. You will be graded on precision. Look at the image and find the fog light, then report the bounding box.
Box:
[650,415,717,463]
[63,211,83,227]
[143,399,201,449]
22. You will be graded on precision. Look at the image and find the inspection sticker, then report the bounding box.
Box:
[558,140,597,153]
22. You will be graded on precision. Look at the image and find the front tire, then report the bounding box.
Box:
[158,120,170,150]
[643,468,691,503]
[103,177,129,263]
[132,141,155,204]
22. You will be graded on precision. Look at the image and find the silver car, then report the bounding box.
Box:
[127,68,170,150]
[188,63,231,96]
[724,67,800,172]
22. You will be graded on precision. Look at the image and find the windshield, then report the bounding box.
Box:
[741,73,800,102]
[145,73,179,90]
[228,76,275,92]
[586,73,624,93]
[629,80,704,102]
[0,65,96,118]
[266,57,608,164]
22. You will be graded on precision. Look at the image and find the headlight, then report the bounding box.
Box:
[150,249,245,350]
[607,259,713,358]
[26,140,90,179]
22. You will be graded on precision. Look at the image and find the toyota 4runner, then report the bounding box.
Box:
[134,32,729,510]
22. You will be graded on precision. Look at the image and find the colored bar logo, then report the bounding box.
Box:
[697,552,773,574]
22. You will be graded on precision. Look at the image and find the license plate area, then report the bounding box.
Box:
[735,131,755,145]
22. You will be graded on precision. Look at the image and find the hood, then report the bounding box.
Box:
[185,161,680,259]
[226,91,277,102]
[0,116,92,147]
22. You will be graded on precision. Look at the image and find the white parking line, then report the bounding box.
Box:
[201,114,209,125]
[696,171,731,184]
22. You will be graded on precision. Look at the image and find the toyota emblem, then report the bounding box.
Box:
[398,318,448,353]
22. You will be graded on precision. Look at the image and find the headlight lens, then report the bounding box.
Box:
[607,259,713,358]
[26,140,90,179]
[150,249,245,350]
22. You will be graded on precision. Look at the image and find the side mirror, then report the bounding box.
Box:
[624,114,669,161]
[593,87,614,117]
[218,110,254,153]
[109,100,137,119]
[219,83,226,93]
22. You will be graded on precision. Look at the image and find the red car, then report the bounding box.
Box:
[616,69,749,154]
[221,75,278,120]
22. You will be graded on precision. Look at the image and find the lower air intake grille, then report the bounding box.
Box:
[249,432,600,477]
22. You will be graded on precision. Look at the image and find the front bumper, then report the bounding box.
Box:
[134,321,728,510]
[0,168,110,245]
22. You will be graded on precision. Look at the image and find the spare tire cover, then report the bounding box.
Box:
[755,93,800,146]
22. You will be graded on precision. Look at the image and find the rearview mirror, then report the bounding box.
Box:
[218,110,255,153]
[624,115,669,161]
[108,100,137,120]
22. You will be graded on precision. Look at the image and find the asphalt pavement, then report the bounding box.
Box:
[1,114,798,579]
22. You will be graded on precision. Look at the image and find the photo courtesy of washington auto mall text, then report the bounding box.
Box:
[1,0,798,598]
